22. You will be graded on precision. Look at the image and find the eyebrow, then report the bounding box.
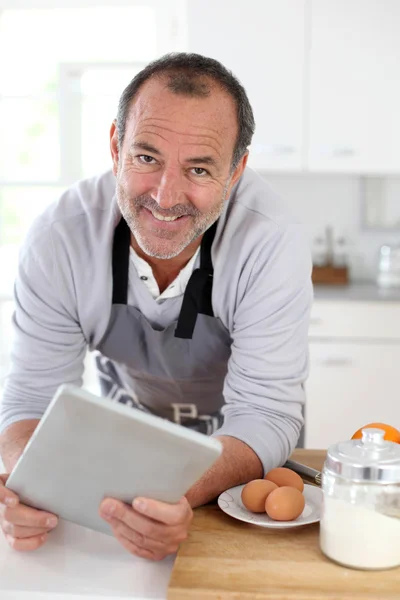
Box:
[130,142,161,155]
[186,155,218,167]
[131,141,218,168]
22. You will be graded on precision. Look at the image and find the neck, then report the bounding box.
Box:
[131,236,202,293]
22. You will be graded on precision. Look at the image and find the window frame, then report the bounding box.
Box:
[58,61,147,184]
[0,0,186,347]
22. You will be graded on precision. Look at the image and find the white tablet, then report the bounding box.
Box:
[6,384,222,535]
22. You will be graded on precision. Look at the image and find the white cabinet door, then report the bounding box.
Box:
[308,0,400,173]
[186,0,305,171]
[310,300,400,341]
[305,341,400,449]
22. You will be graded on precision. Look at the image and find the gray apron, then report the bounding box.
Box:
[94,217,232,435]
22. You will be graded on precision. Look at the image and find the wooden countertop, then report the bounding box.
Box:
[168,449,400,600]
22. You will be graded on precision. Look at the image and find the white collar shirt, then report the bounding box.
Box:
[129,246,200,303]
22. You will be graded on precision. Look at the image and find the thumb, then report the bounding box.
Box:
[0,474,20,507]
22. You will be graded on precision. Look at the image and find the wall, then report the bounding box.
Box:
[259,172,400,282]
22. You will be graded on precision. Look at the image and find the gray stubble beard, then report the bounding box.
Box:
[116,178,231,260]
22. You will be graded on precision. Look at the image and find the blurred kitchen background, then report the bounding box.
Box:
[1,0,400,448]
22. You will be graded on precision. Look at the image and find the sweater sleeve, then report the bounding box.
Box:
[0,225,87,435]
[212,223,313,474]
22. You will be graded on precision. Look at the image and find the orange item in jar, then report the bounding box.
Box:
[351,422,400,444]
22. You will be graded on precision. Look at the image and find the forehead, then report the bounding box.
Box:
[124,76,238,155]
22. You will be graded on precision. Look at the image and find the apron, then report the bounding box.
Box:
[94,217,232,435]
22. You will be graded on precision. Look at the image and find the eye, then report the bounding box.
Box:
[191,167,208,176]
[138,155,156,164]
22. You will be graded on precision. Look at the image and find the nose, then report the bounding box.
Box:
[151,168,185,209]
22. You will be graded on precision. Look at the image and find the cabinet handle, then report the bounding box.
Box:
[271,145,296,155]
[317,146,356,158]
[332,147,355,157]
[330,147,355,157]
[317,357,354,367]
[251,143,296,156]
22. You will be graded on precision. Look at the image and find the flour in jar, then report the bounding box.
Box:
[320,496,400,570]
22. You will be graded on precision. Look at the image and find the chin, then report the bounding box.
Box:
[137,238,187,260]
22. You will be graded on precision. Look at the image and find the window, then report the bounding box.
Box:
[0,1,186,391]
[61,63,146,180]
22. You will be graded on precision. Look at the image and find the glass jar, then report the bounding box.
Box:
[377,244,400,288]
[320,428,400,570]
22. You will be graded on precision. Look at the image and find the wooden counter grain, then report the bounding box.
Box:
[168,449,400,599]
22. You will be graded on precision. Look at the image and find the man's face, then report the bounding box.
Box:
[110,77,246,259]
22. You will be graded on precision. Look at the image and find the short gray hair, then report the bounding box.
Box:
[116,53,255,170]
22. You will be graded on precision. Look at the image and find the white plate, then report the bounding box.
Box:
[218,483,323,529]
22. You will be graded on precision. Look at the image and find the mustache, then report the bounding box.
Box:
[134,195,201,218]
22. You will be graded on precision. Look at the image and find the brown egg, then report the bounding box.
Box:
[241,479,278,513]
[264,467,304,492]
[265,486,305,521]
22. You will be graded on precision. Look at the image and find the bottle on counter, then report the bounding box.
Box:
[377,244,400,288]
[333,236,348,269]
[312,235,328,267]
[320,428,400,570]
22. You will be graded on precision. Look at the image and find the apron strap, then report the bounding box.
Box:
[110,214,218,338]
[174,220,218,339]
[112,217,131,304]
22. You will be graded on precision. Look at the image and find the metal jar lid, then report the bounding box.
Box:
[324,428,400,483]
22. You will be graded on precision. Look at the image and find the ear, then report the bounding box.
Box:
[110,120,119,177]
[226,152,249,197]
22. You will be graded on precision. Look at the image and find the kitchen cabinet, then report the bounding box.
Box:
[306,340,400,448]
[187,0,400,174]
[308,0,400,173]
[186,0,306,171]
[305,299,400,448]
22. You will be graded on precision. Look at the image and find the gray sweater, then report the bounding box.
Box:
[0,168,312,473]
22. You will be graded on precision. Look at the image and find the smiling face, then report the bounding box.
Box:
[110,76,247,260]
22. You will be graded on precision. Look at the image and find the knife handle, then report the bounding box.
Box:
[283,459,322,486]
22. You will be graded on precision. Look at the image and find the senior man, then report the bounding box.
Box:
[0,53,312,560]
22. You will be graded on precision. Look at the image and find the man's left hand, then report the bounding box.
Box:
[99,496,193,560]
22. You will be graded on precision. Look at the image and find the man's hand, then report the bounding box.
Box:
[0,474,58,551]
[99,495,192,561]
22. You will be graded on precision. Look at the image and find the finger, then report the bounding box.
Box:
[6,532,48,552]
[2,521,50,539]
[100,500,177,544]
[114,531,166,561]
[107,517,182,554]
[0,504,58,529]
[0,475,19,508]
[132,496,193,526]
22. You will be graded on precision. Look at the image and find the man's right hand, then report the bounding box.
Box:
[0,474,58,551]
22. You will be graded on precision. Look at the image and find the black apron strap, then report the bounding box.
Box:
[110,215,218,338]
[112,217,131,304]
[174,220,218,340]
